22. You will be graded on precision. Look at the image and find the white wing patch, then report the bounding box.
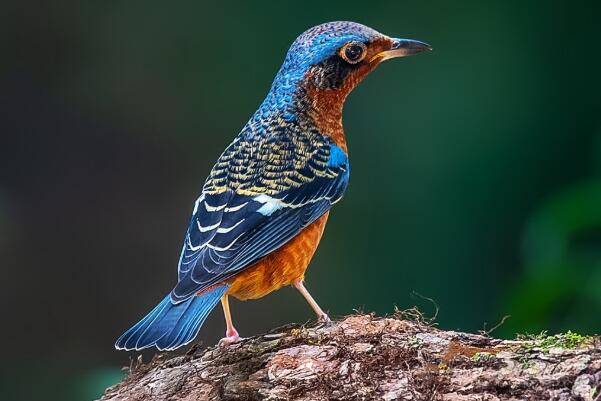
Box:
[254,194,284,216]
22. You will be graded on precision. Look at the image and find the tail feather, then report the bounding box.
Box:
[115,285,229,351]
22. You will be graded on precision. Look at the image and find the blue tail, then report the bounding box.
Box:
[115,285,229,351]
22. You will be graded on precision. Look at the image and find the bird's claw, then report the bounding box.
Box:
[219,328,242,347]
[316,313,332,327]
[219,334,242,347]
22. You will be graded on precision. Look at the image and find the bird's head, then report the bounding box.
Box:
[284,21,431,93]
[255,21,431,133]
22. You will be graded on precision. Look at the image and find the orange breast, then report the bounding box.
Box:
[226,212,329,300]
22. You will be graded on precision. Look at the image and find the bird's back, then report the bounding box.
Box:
[202,116,338,197]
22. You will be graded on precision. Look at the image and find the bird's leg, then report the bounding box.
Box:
[219,295,241,346]
[292,279,331,323]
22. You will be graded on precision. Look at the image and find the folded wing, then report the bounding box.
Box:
[172,141,349,303]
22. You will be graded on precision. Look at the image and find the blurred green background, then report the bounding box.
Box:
[1,0,600,400]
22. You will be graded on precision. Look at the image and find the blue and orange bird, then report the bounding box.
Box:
[115,21,430,351]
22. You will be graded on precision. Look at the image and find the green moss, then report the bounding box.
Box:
[408,336,423,349]
[514,330,594,369]
[471,352,494,363]
[516,330,592,351]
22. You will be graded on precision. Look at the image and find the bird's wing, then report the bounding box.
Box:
[171,138,349,303]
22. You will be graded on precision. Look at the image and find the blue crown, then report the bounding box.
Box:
[254,22,383,123]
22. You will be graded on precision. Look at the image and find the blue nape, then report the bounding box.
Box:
[115,285,229,351]
[254,22,381,120]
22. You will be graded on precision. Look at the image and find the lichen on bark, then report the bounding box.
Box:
[100,313,601,401]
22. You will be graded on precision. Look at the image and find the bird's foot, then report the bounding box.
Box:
[219,328,242,347]
[316,313,332,327]
[318,313,331,323]
[219,335,242,347]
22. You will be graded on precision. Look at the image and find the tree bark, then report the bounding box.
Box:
[100,313,601,401]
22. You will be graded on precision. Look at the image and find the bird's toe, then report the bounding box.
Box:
[219,334,242,347]
[318,313,332,326]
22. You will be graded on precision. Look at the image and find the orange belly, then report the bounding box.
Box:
[226,212,329,300]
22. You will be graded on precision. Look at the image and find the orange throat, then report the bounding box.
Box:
[305,85,348,151]
[303,37,394,152]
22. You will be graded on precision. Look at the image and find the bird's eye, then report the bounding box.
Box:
[340,42,367,64]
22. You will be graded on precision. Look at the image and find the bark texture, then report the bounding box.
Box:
[100,313,601,401]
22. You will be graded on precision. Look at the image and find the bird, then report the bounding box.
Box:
[115,21,431,351]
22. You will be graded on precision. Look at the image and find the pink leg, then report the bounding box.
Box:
[292,279,331,323]
[219,295,241,346]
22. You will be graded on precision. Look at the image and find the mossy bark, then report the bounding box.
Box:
[99,313,601,401]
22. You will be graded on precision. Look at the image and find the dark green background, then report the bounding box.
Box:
[2,1,600,400]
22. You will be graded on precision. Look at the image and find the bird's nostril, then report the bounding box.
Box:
[388,38,432,53]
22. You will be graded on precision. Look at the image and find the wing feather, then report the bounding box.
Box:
[172,139,349,303]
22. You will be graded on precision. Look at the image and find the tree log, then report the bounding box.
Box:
[99,312,601,401]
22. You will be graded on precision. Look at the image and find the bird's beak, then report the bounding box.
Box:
[370,38,432,63]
